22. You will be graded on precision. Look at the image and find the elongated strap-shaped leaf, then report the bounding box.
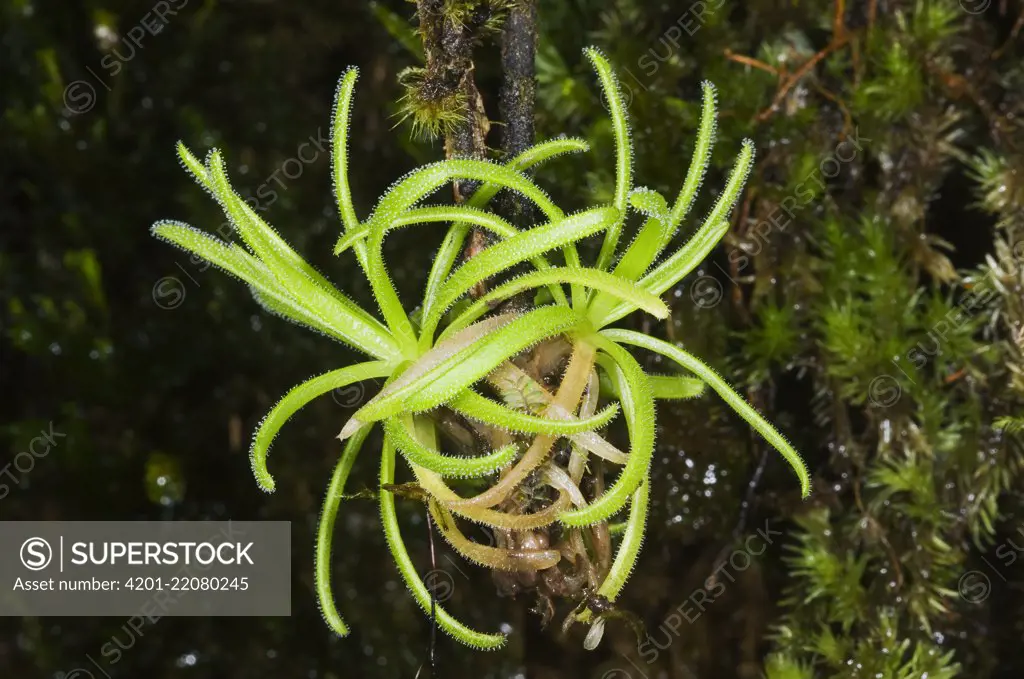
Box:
[634,219,729,296]
[447,388,620,436]
[559,338,655,527]
[596,140,754,327]
[339,313,519,439]
[421,137,588,318]
[250,284,347,341]
[599,369,706,401]
[645,140,753,293]
[351,306,580,427]
[442,266,668,341]
[335,204,518,255]
[383,415,518,478]
[403,306,580,414]
[152,220,260,281]
[603,329,811,497]
[428,501,561,571]
[667,81,718,238]
[177,141,216,194]
[587,189,672,323]
[648,374,706,399]
[152,221,372,349]
[379,437,506,650]
[576,476,649,627]
[250,361,392,492]
[599,476,648,600]
[202,149,402,360]
[201,149,365,318]
[421,207,619,342]
[614,189,672,278]
[358,203,556,353]
[155,221,322,338]
[334,159,564,255]
[364,218,418,353]
[332,67,362,234]
[585,48,634,274]
[178,143,385,335]
[315,422,373,637]
[154,221,349,342]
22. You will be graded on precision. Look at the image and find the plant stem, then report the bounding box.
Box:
[415,1,490,179]
[415,0,491,298]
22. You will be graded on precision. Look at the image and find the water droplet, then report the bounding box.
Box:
[144,452,186,507]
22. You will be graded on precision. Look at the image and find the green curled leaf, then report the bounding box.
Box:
[599,369,706,401]
[177,141,215,193]
[421,207,619,342]
[442,265,668,340]
[648,374,706,399]
[383,416,519,478]
[332,67,362,235]
[628,187,670,223]
[349,306,580,428]
[334,158,564,255]
[558,338,655,527]
[250,361,392,492]
[336,204,519,256]
[447,389,621,436]
[421,137,589,318]
[202,148,402,360]
[596,140,754,327]
[599,474,648,601]
[316,422,373,637]
[379,436,507,650]
[603,329,811,498]
[585,47,634,273]
[667,80,718,236]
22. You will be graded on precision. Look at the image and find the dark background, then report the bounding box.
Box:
[4,1,1024,678]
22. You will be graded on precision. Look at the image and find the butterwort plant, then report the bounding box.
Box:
[153,47,811,650]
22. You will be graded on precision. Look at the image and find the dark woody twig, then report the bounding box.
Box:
[415,0,491,198]
[497,0,538,230]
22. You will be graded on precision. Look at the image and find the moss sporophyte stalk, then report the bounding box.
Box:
[153,47,811,650]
